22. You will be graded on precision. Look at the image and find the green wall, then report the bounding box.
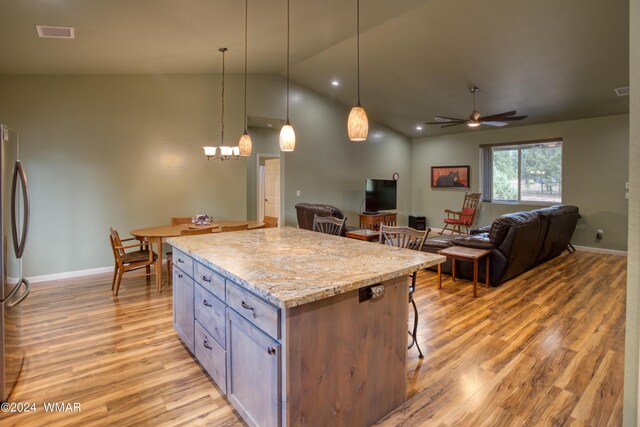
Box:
[623,0,639,423]
[0,73,411,277]
[412,114,630,251]
[282,90,412,229]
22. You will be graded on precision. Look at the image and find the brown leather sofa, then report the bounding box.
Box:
[294,203,349,236]
[423,205,579,285]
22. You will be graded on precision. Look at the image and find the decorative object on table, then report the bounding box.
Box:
[109,228,157,296]
[431,165,470,188]
[425,86,527,128]
[237,0,252,157]
[441,192,481,235]
[347,0,368,141]
[194,214,210,226]
[203,48,240,161]
[279,0,296,152]
[379,224,429,358]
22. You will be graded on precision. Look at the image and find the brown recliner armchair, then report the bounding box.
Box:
[295,203,349,236]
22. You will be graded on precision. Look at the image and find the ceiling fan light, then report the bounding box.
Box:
[348,105,368,141]
[279,122,296,152]
[467,121,481,128]
[238,131,252,156]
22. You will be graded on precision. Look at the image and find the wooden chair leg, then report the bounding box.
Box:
[440,223,449,235]
[145,265,151,284]
[167,253,173,287]
[111,265,118,290]
[114,269,124,296]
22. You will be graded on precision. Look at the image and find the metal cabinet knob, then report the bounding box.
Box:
[203,300,212,307]
[202,275,212,283]
[203,340,212,350]
[267,346,276,355]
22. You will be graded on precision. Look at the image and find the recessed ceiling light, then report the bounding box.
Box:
[267,123,273,128]
[416,126,423,131]
[35,25,75,39]
[331,80,340,87]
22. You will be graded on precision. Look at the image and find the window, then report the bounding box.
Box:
[481,139,562,204]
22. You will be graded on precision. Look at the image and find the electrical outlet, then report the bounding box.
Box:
[596,229,603,240]
[296,190,301,197]
[626,182,630,190]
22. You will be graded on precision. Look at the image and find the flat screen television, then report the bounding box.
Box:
[364,179,397,214]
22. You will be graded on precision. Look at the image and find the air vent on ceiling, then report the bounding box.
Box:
[35,25,75,39]
[614,86,629,97]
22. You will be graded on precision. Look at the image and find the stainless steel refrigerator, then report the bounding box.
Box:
[0,124,30,402]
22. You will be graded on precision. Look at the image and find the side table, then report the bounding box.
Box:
[437,246,491,297]
[345,229,380,242]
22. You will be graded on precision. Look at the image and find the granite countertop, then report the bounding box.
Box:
[168,227,445,309]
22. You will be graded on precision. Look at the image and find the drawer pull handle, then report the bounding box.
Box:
[203,299,212,307]
[241,301,256,317]
[177,258,184,264]
[178,273,183,279]
[203,340,212,350]
[267,346,276,355]
[202,275,212,283]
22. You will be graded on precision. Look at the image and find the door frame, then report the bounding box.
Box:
[257,154,280,223]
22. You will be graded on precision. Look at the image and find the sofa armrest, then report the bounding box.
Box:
[452,235,496,250]
[470,225,491,235]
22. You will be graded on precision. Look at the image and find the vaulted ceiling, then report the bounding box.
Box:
[0,0,630,137]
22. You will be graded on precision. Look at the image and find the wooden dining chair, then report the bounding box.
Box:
[262,216,278,228]
[312,214,346,236]
[379,224,430,359]
[221,224,249,232]
[110,228,157,296]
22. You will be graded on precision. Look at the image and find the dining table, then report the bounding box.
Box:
[129,220,265,292]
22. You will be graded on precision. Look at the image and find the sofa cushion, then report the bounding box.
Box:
[452,236,495,250]
[423,234,457,249]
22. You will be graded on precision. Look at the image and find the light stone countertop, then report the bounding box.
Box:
[168,227,446,309]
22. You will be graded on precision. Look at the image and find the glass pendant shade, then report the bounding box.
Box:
[203,146,217,157]
[238,132,252,156]
[348,105,369,141]
[279,122,296,152]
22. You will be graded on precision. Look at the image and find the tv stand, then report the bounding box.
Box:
[359,212,397,230]
[362,211,379,215]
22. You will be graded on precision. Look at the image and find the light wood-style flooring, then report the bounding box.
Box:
[3,251,625,426]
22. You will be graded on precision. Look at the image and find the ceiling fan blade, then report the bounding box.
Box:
[441,122,465,128]
[492,115,528,121]
[434,115,465,122]
[478,111,517,121]
[425,120,465,125]
[482,121,509,127]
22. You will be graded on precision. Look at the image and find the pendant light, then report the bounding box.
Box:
[238,0,252,157]
[279,0,296,152]
[204,48,240,161]
[347,0,368,142]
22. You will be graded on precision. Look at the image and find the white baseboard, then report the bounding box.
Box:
[27,260,169,284]
[573,245,627,256]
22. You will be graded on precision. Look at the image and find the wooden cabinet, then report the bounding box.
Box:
[226,308,281,427]
[173,265,194,353]
[359,212,397,230]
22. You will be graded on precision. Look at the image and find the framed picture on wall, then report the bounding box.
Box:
[431,165,470,188]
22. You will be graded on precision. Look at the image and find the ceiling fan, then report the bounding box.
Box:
[426,86,527,128]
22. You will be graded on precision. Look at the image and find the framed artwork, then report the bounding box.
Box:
[431,165,470,188]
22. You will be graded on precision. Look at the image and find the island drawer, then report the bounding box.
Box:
[172,248,194,278]
[195,262,225,301]
[226,281,280,339]
[195,284,226,348]
[195,322,226,395]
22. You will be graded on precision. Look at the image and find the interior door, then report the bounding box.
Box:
[264,159,280,219]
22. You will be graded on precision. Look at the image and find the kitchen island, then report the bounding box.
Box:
[168,227,444,427]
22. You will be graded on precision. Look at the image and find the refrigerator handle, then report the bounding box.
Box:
[8,278,31,308]
[11,160,30,258]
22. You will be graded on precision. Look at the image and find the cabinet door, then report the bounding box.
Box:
[226,309,281,427]
[173,267,194,353]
